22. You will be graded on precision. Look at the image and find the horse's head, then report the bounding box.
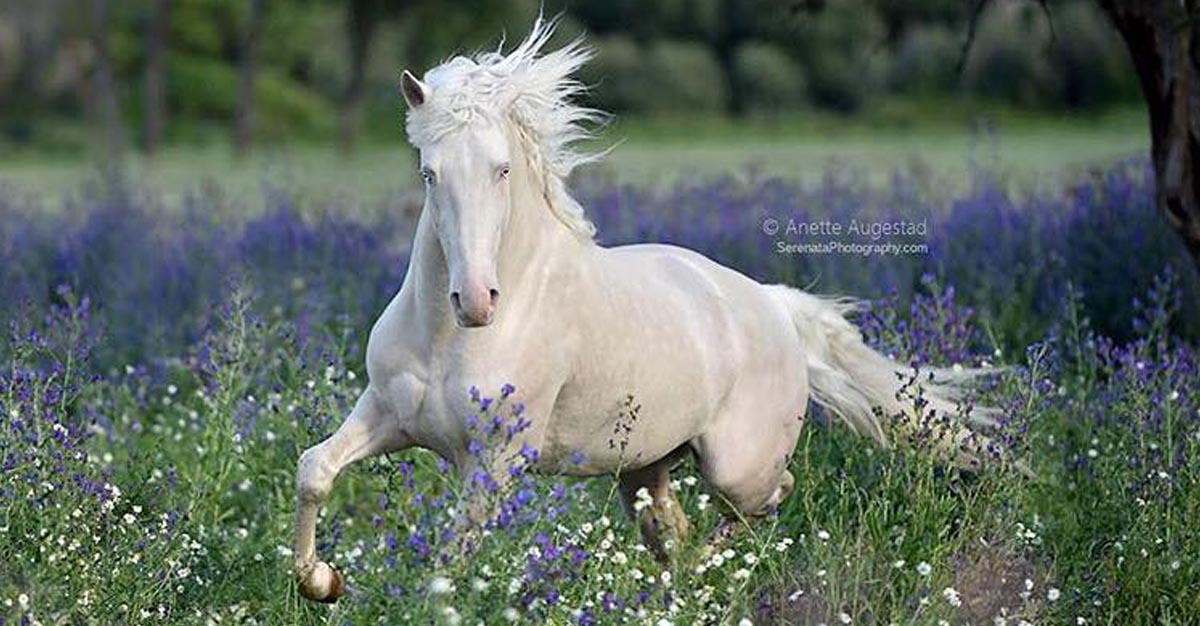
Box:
[400,18,604,328]
[402,70,512,328]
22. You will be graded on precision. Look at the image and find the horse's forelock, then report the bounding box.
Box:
[404,16,605,238]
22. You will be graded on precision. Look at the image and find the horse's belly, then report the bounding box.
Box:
[535,249,753,474]
[540,352,721,475]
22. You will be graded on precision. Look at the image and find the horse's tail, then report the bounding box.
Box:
[769,285,1008,471]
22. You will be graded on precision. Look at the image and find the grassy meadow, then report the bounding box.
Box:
[2,109,1198,626]
[0,104,1148,204]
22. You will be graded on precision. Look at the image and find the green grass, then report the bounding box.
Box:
[4,278,1197,625]
[0,103,1148,210]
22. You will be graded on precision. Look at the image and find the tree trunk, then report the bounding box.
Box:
[339,0,378,153]
[715,0,745,116]
[90,0,125,157]
[1096,0,1200,266]
[234,0,265,156]
[143,0,170,155]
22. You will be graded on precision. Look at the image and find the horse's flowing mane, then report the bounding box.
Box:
[405,16,606,238]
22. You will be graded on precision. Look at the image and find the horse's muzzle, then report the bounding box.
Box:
[450,287,499,327]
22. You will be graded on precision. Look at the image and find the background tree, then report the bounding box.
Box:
[0,0,1149,155]
[339,0,381,153]
[1094,1,1200,265]
[89,0,124,157]
[335,0,527,151]
[234,0,265,155]
[142,0,170,155]
[712,0,750,115]
[954,0,1199,266]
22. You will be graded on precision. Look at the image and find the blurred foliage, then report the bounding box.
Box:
[166,54,334,137]
[888,25,960,95]
[580,35,730,114]
[961,1,1138,109]
[1047,1,1140,108]
[790,0,887,112]
[732,42,807,114]
[0,0,1142,151]
[962,3,1062,107]
[642,40,727,113]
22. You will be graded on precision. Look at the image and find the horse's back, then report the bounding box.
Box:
[604,243,811,406]
[601,243,796,346]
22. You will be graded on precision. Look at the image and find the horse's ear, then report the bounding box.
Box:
[401,70,430,108]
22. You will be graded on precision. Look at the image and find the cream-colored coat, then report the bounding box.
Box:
[293,20,990,602]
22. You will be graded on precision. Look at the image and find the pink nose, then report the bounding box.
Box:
[450,287,500,327]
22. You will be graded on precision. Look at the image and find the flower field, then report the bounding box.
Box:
[1,162,1197,625]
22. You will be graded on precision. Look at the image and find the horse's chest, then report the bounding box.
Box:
[413,319,572,437]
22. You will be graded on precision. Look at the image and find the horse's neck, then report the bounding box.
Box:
[499,166,588,289]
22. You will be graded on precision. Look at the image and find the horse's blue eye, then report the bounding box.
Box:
[420,169,436,185]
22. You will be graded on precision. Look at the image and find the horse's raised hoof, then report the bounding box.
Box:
[297,561,345,603]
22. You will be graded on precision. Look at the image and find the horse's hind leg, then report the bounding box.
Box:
[693,404,802,520]
[619,449,691,563]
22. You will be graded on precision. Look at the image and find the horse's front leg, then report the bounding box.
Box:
[619,454,691,564]
[294,383,417,602]
[448,388,556,553]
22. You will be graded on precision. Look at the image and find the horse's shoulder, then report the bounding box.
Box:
[364,290,432,383]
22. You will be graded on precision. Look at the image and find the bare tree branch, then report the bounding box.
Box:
[956,0,1056,75]
[955,0,992,75]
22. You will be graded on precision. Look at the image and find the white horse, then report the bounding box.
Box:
[294,18,994,602]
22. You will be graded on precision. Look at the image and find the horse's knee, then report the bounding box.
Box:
[740,469,794,516]
[767,470,795,508]
[297,445,334,503]
[700,458,791,517]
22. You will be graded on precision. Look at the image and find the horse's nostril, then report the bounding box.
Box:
[489,289,500,306]
[450,292,462,312]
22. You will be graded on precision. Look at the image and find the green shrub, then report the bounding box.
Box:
[961,3,1059,107]
[732,42,807,114]
[791,0,885,113]
[894,1,1135,109]
[0,18,21,96]
[167,54,333,139]
[806,49,875,113]
[582,37,726,114]
[1048,1,1139,108]
[168,55,236,121]
[642,40,726,114]
[579,35,645,113]
[657,0,722,41]
[256,72,334,137]
[888,24,960,95]
[170,0,238,58]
